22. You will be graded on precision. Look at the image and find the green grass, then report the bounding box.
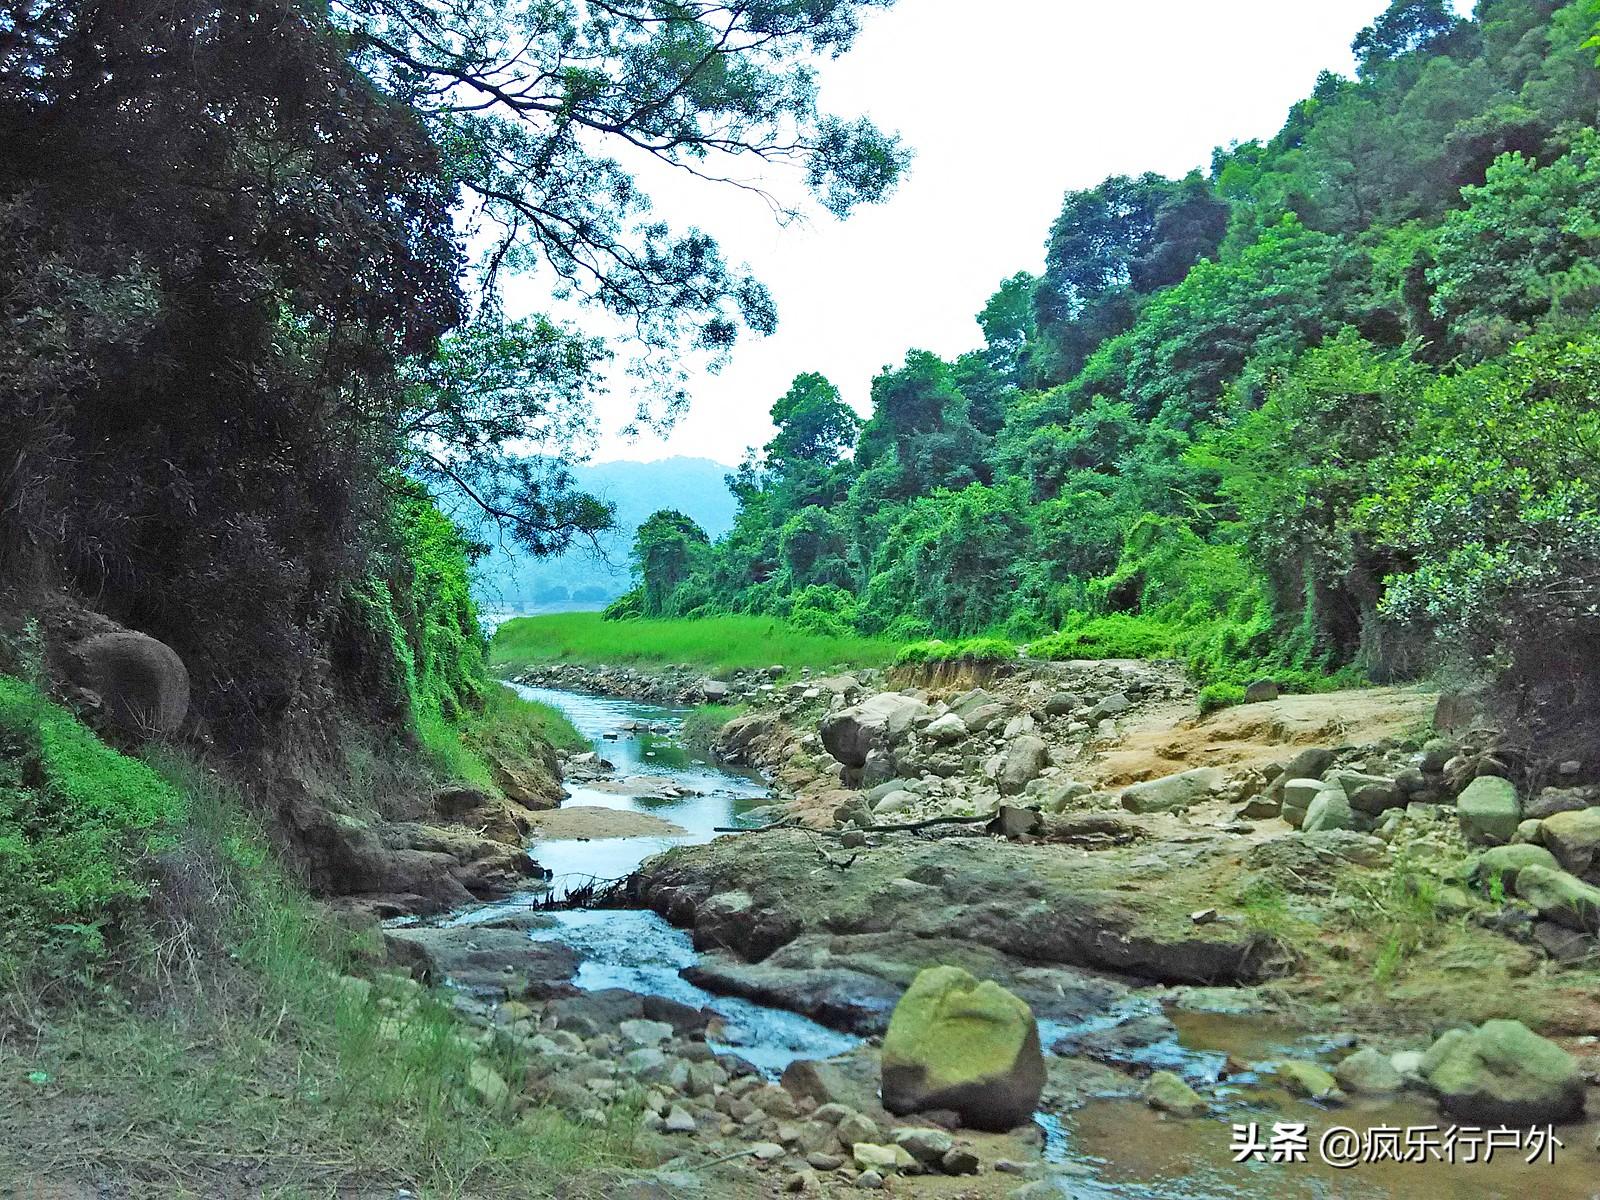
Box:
[490,611,902,674]
[680,704,744,751]
[0,675,187,990]
[417,684,585,795]
[0,740,638,1198]
[893,636,1018,667]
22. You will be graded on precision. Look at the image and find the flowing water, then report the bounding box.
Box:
[472,684,1600,1198]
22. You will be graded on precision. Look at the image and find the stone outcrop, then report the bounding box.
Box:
[820,693,931,769]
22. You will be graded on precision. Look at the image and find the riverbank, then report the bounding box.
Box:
[490,612,903,676]
[475,668,1600,1197]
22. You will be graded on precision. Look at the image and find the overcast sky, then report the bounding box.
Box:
[527,1,1464,466]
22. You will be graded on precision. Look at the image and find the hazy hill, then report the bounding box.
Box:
[475,456,739,610]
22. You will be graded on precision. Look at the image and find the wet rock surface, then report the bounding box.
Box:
[411,666,1600,1196]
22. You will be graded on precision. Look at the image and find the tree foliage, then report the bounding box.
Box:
[622,0,1600,729]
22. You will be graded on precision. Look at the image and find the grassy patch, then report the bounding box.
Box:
[893,636,1018,667]
[417,684,585,796]
[491,611,901,674]
[0,676,187,993]
[0,743,637,1198]
[680,704,744,751]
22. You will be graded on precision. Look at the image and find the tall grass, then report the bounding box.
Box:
[490,611,902,674]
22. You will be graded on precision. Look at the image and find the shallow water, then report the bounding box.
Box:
[507,683,770,889]
[529,909,858,1074]
[501,685,1600,1197]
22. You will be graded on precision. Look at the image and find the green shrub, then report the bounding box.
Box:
[602,588,645,621]
[894,637,1018,666]
[1031,613,1179,661]
[0,676,185,985]
[1197,682,1247,714]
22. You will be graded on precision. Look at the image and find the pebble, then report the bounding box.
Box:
[855,1170,884,1189]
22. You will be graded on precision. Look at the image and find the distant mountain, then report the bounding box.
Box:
[473,456,739,610]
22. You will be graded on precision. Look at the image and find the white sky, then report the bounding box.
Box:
[518,1,1464,466]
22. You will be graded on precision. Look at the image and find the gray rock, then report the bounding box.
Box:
[1333,1047,1403,1094]
[1119,767,1225,815]
[1270,748,1336,797]
[1525,788,1593,821]
[1042,692,1082,716]
[619,1018,674,1047]
[664,1104,698,1133]
[1244,679,1280,704]
[890,1127,954,1166]
[872,790,916,817]
[1457,777,1522,845]
[1087,692,1131,720]
[1302,789,1363,834]
[821,693,933,768]
[924,712,969,744]
[70,628,191,737]
[1540,807,1600,875]
[999,735,1050,796]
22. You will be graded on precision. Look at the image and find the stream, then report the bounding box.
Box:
[454,684,1600,1199]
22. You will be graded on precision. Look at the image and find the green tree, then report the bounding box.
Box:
[633,510,711,616]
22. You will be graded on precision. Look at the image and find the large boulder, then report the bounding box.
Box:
[71,629,190,737]
[1279,779,1326,828]
[821,693,932,768]
[998,735,1049,796]
[1119,767,1225,815]
[1457,777,1522,845]
[1301,789,1364,834]
[923,712,969,744]
[1539,808,1600,877]
[1421,1020,1585,1124]
[1329,771,1403,816]
[880,966,1044,1131]
[1514,866,1600,933]
[1269,748,1335,798]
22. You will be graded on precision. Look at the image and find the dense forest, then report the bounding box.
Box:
[615,0,1600,737]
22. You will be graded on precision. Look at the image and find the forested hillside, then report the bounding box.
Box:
[617,0,1600,742]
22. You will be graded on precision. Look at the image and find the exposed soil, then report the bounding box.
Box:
[526,804,687,840]
[1087,686,1437,789]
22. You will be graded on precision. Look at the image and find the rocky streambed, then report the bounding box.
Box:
[377,673,1600,1198]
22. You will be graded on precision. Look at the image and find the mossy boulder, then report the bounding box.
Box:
[1274,1060,1343,1101]
[1471,844,1560,890]
[1540,808,1600,877]
[1514,865,1600,933]
[1143,1070,1208,1116]
[1333,1048,1403,1094]
[1421,1020,1585,1124]
[1457,777,1522,845]
[880,965,1044,1131]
